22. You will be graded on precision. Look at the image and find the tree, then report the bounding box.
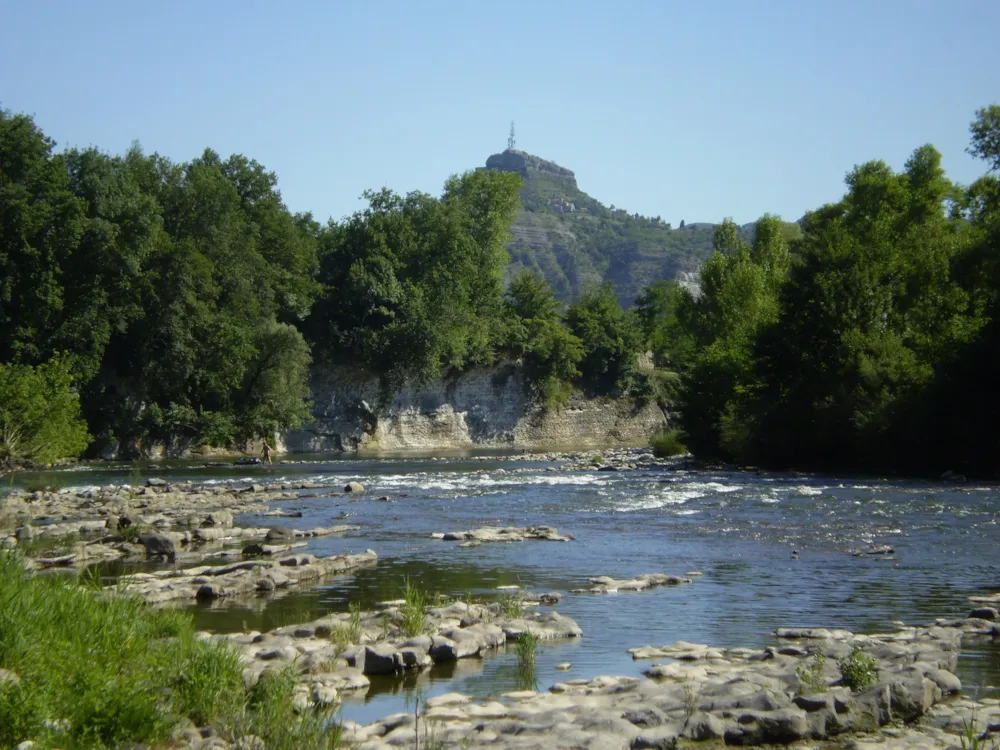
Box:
[968,104,1000,172]
[0,110,86,368]
[633,280,696,370]
[503,271,583,408]
[305,170,522,389]
[0,356,90,465]
[676,216,790,458]
[748,148,969,470]
[565,282,642,396]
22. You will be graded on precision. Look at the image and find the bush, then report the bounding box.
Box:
[651,428,688,458]
[838,644,878,691]
[0,356,91,466]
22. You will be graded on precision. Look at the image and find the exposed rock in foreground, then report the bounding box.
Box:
[341,624,985,749]
[431,526,574,544]
[204,598,582,711]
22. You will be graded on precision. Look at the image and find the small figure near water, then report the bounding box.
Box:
[261,440,273,464]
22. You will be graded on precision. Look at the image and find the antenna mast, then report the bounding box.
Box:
[508,121,516,151]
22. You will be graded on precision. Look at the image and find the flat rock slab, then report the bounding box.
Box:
[115,549,378,603]
[572,573,692,594]
[431,525,574,543]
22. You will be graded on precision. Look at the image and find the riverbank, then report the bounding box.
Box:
[2,451,999,747]
[2,543,998,748]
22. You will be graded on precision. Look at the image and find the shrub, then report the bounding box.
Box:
[795,650,828,694]
[838,644,878,691]
[0,357,91,466]
[651,428,688,458]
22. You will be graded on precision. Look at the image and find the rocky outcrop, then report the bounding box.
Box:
[485,150,578,189]
[115,550,378,604]
[431,526,574,544]
[285,362,667,454]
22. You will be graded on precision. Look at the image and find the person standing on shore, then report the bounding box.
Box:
[261,440,272,464]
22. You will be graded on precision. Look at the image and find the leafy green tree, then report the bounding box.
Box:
[306,170,522,389]
[676,216,789,458]
[503,271,583,408]
[748,147,970,470]
[0,110,86,368]
[564,282,642,396]
[633,280,696,370]
[0,356,91,465]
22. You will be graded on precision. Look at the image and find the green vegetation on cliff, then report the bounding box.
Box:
[487,149,801,308]
[0,109,651,462]
[7,101,999,474]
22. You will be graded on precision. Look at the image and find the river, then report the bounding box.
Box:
[13,451,1000,726]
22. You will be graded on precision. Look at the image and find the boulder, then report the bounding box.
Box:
[359,645,400,675]
[344,482,365,493]
[969,607,998,621]
[203,510,234,528]
[138,530,176,561]
[265,526,295,541]
[14,525,34,541]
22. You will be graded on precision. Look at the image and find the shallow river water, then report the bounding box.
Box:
[17,452,1000,725]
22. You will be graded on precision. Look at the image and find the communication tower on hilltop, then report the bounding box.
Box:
[508,121,516,151]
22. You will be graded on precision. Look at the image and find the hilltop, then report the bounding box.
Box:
[484,150,804,306]
[484,149,717,306]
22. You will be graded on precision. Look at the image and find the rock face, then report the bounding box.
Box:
[285,362,667,453]
[485,150,578,188]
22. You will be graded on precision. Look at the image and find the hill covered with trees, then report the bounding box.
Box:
[485,149,801,308]
[4,103,999,476]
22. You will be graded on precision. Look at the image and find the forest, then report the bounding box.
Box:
[2,105,999,475]
[640,105,1000,475]
[0,108,647,465]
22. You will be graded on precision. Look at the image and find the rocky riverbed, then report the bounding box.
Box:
[3,450,999,749]
[164,594,1000,749]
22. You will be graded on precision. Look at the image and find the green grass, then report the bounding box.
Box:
[650,428,688,458]
[400,578,428,637]
[329,602,363,651]
[497,592,525,620]
[960,714,998,750]
[513,631,539,691]
[0,552,340,749]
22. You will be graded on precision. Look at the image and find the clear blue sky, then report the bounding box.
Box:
[2,0,997,225]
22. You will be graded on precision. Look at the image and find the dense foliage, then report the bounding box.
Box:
[0,109,650,462]
[9,102,996,473]
[0,357,90,465]
[645,105,1000,475]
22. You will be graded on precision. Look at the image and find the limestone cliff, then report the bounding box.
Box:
[284,362,666,453]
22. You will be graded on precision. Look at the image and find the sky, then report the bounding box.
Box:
[1,0,998,226]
